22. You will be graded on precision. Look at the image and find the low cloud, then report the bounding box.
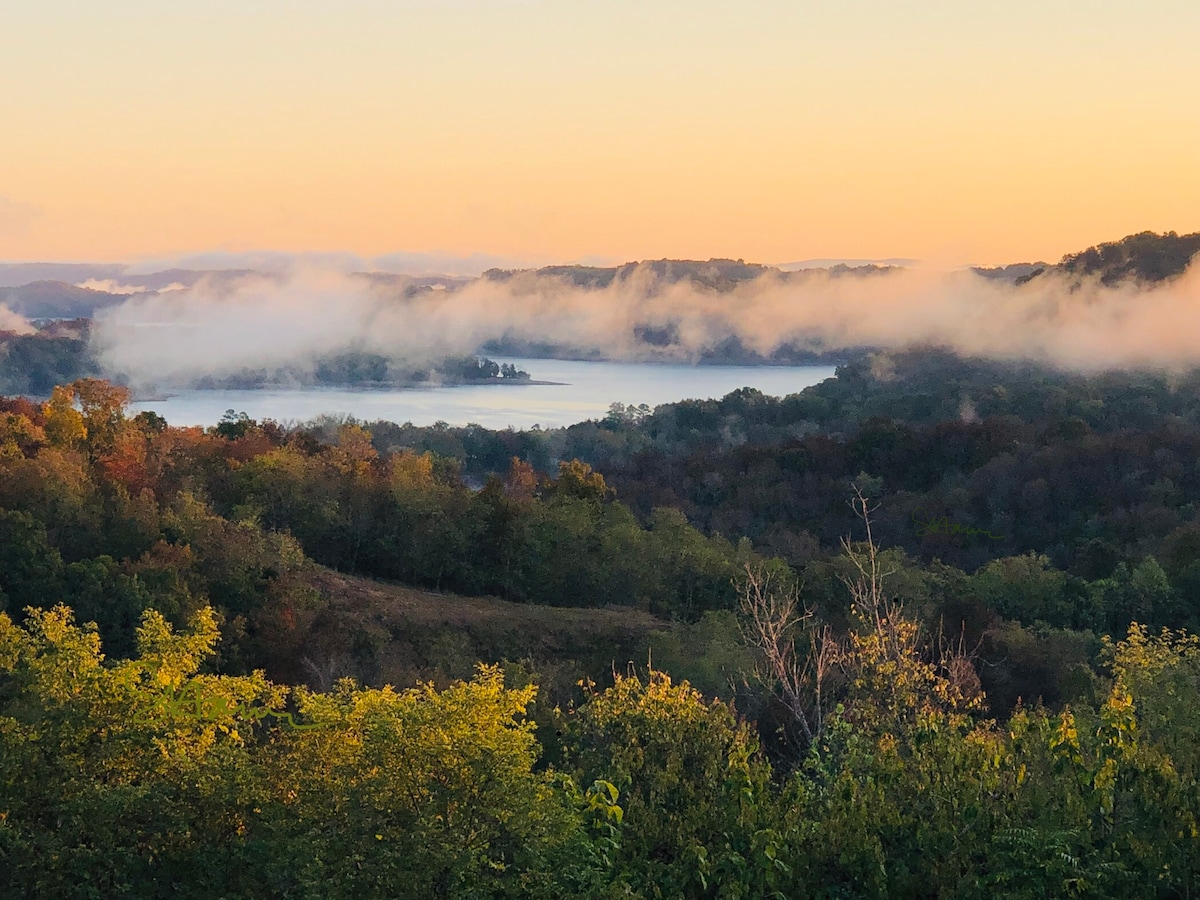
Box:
[0,304,35,335]
[77,278,186,295]
[91,260,1200,390]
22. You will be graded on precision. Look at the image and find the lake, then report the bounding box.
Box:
[129,358,838,429]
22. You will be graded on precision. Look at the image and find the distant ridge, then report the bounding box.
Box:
[0,262,126,288]
[776,257,918,271]
[1,281,128,319]
[3,229,1196,318]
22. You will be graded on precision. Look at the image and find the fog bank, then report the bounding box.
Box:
[92,261,1200,389]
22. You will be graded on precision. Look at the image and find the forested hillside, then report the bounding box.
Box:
[0,320,98,395]
[2,357,1200,895]
[364,350,1200,637]
[1058,230,1200,284]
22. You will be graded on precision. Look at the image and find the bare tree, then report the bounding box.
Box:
[300,653,342,693]
[840,487,912,672]
[737,564,838,746]
[839,484,902,638]
[840,484,984,714]
[739,485,984,756]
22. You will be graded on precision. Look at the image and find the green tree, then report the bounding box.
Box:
[566,670,780,898]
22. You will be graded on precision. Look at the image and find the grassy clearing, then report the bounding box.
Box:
[283,568,674,701]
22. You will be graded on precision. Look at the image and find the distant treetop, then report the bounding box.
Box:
[1057,230,1200,285]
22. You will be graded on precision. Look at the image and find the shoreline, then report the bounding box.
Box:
[131,378,567,401]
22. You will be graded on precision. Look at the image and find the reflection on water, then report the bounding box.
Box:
[129,358,838,429]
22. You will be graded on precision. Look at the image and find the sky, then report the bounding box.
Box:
[2,1,1198,269]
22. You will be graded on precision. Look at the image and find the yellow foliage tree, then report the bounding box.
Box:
[42,385,87,448]
[389,449,436,492]
[0,412,45,458]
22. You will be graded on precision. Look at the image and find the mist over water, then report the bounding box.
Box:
[87,257,1200,398]
[129,358,837,429]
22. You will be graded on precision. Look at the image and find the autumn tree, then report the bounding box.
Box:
[41,384,86,448]
[72,377,131,457]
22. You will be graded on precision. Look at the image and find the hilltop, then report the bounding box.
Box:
[977,230,1200,287]
[1057,230,1200,284]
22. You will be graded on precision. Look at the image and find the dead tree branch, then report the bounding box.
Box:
[737,564,838,745]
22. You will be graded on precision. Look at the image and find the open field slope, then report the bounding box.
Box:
[298,567,672,694]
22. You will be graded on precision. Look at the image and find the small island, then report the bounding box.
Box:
[192,353,533,390]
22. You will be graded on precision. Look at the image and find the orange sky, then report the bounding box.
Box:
[2,1,1198,268]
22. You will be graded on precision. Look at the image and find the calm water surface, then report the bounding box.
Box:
[129,359,838,429]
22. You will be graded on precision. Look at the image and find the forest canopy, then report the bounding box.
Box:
[3,335,1200,895]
